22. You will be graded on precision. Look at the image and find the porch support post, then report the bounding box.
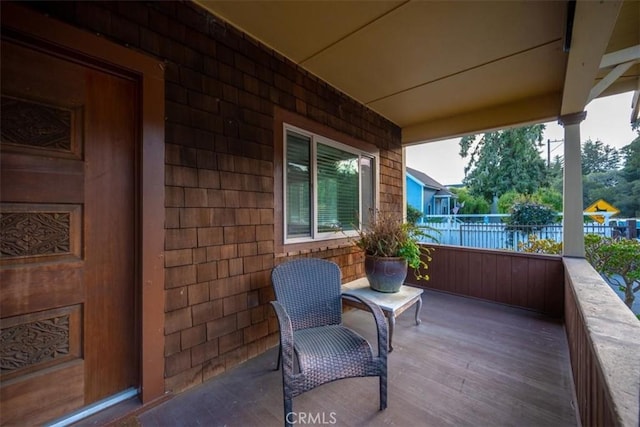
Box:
[402,147,407,220]
[559,111,587,257]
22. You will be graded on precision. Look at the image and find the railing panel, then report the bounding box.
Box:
[406,244,564,317]
[564,258,640,427]
[419,219,634,250]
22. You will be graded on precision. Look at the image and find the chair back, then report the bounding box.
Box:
[271,258,343,331]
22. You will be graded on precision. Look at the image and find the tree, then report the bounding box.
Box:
[582,170,624,209]
[460,125,547,203]
[614,179,640,218]
[547,155,564,194]
[498,188,563,214]
[449,187,490,214]
[618,137,640,217]
[581,139,620,174]
[585,234,640,312]
[621,137,640,182]
[546,135,639,217]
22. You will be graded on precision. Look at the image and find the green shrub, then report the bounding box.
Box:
[406,204,423,225]
[497,190,524,214]
[518,235,562,254]
[507,202,557,232]
[533,187,563,212]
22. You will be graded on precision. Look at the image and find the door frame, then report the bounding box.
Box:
[1,4,166,404]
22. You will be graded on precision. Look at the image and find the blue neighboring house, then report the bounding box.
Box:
[406,167,457,219]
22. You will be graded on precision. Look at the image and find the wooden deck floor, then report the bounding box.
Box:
[136,290,577,427]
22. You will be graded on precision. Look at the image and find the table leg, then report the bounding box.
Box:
[415,297,422,325]
[388,313,395,352]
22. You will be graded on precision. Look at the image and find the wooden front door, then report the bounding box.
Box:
[0,32,139,425]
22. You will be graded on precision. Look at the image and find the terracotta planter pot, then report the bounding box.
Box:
[364,255,408,293]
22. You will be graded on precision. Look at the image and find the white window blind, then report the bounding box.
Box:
[284,125,377,243]
[285,131,311,238]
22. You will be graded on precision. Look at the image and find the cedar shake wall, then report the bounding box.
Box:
[25,1,403,393]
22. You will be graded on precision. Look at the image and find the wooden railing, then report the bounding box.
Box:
[564,258,640,427]
[405,244,564,317]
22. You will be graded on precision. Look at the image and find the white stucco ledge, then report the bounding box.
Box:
[563,257,640,426]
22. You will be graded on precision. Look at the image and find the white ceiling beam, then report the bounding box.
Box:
[588,60,639,103]
[600,45,640,69]
[402,92,561,145]
[561,0,623,115]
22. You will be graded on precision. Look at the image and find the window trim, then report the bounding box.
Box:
[274,107,379,255]
[283,123,376,244]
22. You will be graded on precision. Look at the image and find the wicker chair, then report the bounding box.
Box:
[270,258,388,427]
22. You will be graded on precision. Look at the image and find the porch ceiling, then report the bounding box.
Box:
[195,0,640,144]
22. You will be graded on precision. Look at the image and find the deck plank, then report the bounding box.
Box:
[137,290,577,427]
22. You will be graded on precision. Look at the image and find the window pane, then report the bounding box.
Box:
[317,143,359,232]
[286,131,311,238]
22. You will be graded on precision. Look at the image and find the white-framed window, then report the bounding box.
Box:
[284,123,377,243]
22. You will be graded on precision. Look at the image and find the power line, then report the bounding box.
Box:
[547,139,564,167]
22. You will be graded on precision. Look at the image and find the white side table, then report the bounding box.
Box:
[342,277,423,352]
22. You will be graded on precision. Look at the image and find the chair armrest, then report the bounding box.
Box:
[270,301,295,376]
[341,293,388,360]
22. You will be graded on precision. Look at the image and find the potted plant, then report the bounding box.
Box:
[354,210,436,293]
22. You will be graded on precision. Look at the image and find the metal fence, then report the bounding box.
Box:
[419,214,635,251]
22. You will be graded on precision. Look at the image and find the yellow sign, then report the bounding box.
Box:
[584,199,620,224]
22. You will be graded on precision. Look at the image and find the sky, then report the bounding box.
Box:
[405,92,638,186]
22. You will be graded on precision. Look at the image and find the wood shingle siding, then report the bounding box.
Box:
[22,0,402,394]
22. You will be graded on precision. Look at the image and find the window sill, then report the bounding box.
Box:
[274,237,357,258]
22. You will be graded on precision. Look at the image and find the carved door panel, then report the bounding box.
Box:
[0,36,138,425]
